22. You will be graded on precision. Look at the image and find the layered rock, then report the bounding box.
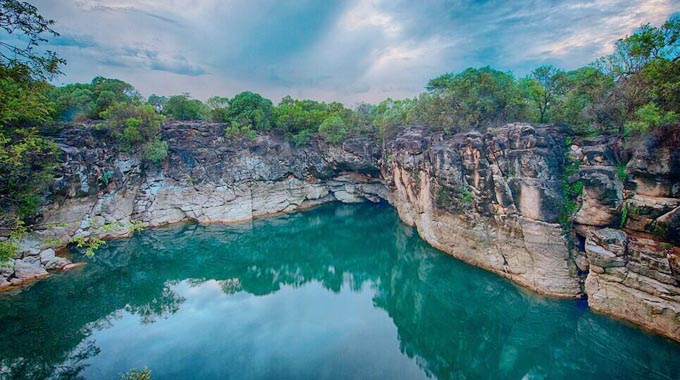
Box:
[382,124,580,297]
[2,121,679,342]
[572,135,680,341]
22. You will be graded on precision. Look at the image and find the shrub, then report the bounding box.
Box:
[119,368,152,380]
[144,139,168,163]
[225,121,257,140]
[68,235,105,257]
[292,129,312,146]
[100,103,168,163]
[318,115,347,143]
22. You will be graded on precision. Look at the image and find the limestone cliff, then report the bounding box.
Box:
[1,121,678,342]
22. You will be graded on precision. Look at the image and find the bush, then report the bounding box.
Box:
[144,140,168,163]
[318,115,347,143]
[292,129,312,146]
[164,94,207,120]
[225,121,257,140]
[0,241,18,265]
[625,102,679,134]
[100,103,168,163]
[119,368,152,380]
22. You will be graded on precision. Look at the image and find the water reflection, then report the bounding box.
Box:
[0,203,678,380]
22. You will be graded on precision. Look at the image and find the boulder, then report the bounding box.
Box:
[13,259,48,280]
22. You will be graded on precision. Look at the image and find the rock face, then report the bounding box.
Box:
[4,121,679,342]
[382,125,580,297]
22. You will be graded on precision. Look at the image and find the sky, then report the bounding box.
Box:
[27,0,680,105]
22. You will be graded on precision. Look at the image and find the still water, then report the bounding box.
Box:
[0,203,678,380]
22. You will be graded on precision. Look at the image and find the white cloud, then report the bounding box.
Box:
[32,0,680,104]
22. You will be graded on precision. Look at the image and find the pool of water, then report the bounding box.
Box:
[0,203,678,380]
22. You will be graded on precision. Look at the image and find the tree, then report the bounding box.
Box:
[0,0,65,79]
[206,96,229,122]
[225,91,273,131]
[423,67,527,130]
[318,115,347,143]
[100,104,167,163]
[163,94,207,120]
[147,94,168,113]
[47,77,140,121]
[553,66,616,133]
[0,1,63,225]
[372,98,414,137]
[523,65,565,123]
[594,15,680,135]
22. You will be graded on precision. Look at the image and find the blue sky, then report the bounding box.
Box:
[31,0,679,105]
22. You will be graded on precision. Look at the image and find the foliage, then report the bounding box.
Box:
[147,94,167,113]
[273,96,358,144]
[224,91,273,131]
[0,0,65,79]
[616,164,628,182]
[423,67,528,130]
[0,131,57,218]
[620,204,629,228]
[119,368,152,380]
[0,1,63,224]
[68,235,104,257]
[0,240,18,265]
[164,94,207,120]
[274,96,328,133]
[0,220,25,264]
[624,102,678,133]
[554,66,617,133]
[206,96,229,122]
[559,156,583,230]
[225,121,256,140]
[100,103,167,163]
[47,77,140,121]
[98,170,115,187]
[291,129,313,146]
[521,65,565,123]
[143,139,169,163]
[318,115,347,143]
[372,98,415,137]
[128,220,148,233]
[460,188,474,205]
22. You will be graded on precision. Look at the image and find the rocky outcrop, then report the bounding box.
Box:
[382,125,580,297]
[573,136,680,341]
[2,121,679,342]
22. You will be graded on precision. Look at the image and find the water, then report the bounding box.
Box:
[0,203,678,380]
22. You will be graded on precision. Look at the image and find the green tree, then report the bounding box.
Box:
[47,77,139,121]
[225,91,273,132]
[0,1,63,226]
[206,96,229,122]
[100,103,167,163]
[423,67,527,130]
[373,98,414,137]
[163,94,207,120]
[553,66,616,133]
[522,65,565,123]
[147,94,168,113]
[318,115,347,143]
[0,0,65,79]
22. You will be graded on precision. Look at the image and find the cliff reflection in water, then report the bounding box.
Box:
[0,203,678,380]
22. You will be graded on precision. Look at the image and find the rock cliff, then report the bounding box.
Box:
[1,121,678,342]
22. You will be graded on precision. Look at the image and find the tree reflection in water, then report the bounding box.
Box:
[0,203,678,380]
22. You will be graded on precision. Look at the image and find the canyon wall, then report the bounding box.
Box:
[1,121,678,341]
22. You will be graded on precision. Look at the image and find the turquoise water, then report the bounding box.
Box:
[0,203,678,380]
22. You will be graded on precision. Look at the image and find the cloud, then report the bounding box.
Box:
[32,0,680,104]
[50,33,98,48]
